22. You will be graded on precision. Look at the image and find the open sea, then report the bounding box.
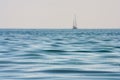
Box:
[0,29,120,80]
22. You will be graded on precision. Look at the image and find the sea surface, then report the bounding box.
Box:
[0,29,120,80]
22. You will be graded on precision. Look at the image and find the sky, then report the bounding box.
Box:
[0,0,120,29]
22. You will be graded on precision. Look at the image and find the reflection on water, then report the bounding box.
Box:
[0,29,120,80]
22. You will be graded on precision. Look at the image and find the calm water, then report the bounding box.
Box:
[0,29,120,80]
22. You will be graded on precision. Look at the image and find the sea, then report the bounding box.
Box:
[0,29,120,80]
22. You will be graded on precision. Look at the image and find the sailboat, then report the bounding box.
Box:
[73,15,77,29]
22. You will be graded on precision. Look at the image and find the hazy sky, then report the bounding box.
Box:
[0,0,120,29]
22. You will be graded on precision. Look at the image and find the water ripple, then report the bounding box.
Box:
[42,69,119,74]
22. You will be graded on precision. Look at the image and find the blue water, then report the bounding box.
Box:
[0,29,120,80]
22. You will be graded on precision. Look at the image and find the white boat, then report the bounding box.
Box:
[73,15,77,29]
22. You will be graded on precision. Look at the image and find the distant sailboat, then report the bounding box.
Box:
[73,15,77,29]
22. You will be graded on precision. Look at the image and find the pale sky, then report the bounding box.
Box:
[0,0,120,29]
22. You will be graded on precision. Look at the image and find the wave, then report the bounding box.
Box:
[42,50,67,52]
[41,49,112,53]
[42,69,119,74]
